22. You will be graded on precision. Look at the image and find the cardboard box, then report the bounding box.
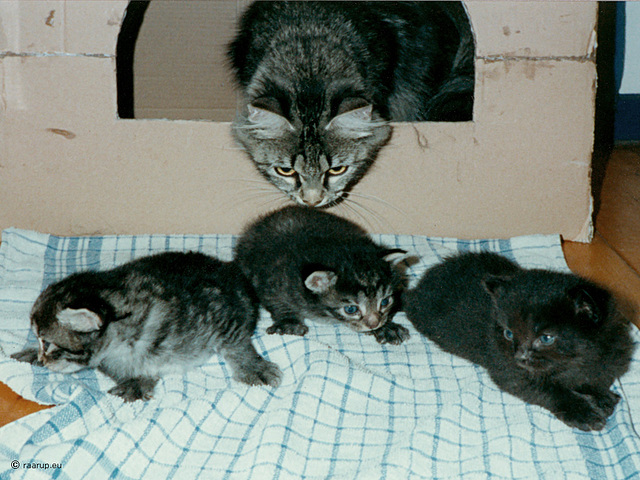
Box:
[0,1,597,240]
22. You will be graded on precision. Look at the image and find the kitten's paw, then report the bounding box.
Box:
[369,322,410,345]
[234,359,283,388]
[267,321,308,337]
[556,392,619,431]
[11,348,41,365]
[109,377,158,402]
[591,389,621,419]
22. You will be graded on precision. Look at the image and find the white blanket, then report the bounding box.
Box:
[0,228,639,479]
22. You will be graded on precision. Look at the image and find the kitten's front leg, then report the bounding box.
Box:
[367,321,410,345]
[544,385,619,431]
[221,343,282,388]
[108,377,158,402]
[11,348,42,366]
[265,306,309,336]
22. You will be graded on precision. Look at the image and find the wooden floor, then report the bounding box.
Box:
[1,144,639,428]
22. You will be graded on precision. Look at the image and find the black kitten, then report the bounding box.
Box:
[403,252,634,431]
[12,252,282,401]
[228,1,474,207]
[234,206,410,344]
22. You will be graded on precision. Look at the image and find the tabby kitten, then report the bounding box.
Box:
[12,251,282,401]
[403,252,634,431]
[228,1,474,207]
[234,205,410,344]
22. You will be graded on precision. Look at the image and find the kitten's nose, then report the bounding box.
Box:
[363,314,382,330]
[515,348,532,362]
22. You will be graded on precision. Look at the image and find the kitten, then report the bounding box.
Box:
[403,252,634,431]
[11,251,282,402]
[234,205,410,344]
[227,1,474,207]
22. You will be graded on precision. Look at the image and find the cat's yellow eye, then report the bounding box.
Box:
[275,166,297,177]
[328,166,348,176]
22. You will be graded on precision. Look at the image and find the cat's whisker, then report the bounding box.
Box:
[220,146,247,151]
[333,201,367,226]
[340,197,394,233]
[211,187,286,215]
[345,191,409,219]
[335,199,385,232]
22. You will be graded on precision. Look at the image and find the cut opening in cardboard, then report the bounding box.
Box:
[115,0,476,123]
[0,1,596,240]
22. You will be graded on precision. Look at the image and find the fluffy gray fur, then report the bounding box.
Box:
[228,1,474,207]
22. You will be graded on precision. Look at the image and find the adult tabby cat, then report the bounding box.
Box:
[12,252,282,401]
[228,1,474,207]
[403,252,634,431]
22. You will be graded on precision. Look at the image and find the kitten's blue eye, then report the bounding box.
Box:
[538,334,555,346]
[380,297,392,308]
[503,329,514,341]
[343,305,360,315]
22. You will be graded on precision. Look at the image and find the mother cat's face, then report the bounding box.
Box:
[232,93,391,208]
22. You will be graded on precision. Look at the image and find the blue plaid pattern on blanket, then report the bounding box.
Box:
[0,227,639,479]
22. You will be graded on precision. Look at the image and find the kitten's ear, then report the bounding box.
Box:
[482,275,513,299]
[244,103,294,139]
[381,248,410,265]
[304,271,338,294]
[567,284,610,324]
[57,308,103,332]
[326,103,386,139]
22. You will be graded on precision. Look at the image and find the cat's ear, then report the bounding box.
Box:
[567,284,610,324]
[304,271,338,294]
[57,308,103,332]
[244,103,294,139]
[381,248,410,265]
[325,103,386,139]
[482,275,513,299]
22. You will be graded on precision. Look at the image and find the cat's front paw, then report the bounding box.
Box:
[11,348,41,366]
[591,389,621,419]
[555,390,620,431]
[267,320,308,336]
[234,359,282,388]
[109,377,158,402]
[368,321,410,345]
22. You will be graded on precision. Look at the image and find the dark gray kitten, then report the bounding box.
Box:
[403,252,635,431]
[234,205,410,344]
[228,1,474,207]
[11,251,282,401]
